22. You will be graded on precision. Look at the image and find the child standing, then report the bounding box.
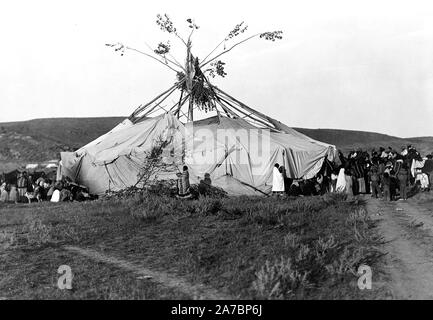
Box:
[382,172,391,201]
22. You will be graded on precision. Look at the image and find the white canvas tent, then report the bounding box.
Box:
[58,21,337,195]
[58,103,336,195]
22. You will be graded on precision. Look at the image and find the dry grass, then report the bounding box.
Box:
[1,192,387,299]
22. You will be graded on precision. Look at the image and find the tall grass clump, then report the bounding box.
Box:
[0,230,18,250]
[129,194,179,221]
[252,257,310,299]
[22,216,52,246]
[193,197,223,216]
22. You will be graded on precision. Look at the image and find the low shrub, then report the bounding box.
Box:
[22,217,52,246]
[323,192,348,205]
[193,197,223,216]
[130,195,178,221]
[252,257,310,299]
[0,230,18,250]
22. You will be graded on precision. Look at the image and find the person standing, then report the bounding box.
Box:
[272,163,285,195]
[177,165,191,198]
[330,169,338,192]
[344,169,354,197]
[382,172,392,201]
[336,167,347,193]
[17,171,29,203]
[0,182,9,202]
[397,163,409,200]
[368,165,381,198]
[279,166,291,195]
[9,185,18,203]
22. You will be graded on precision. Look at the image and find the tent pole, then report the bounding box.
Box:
[188,97,194,122]
[201,75,232,118]
[174,93,191,117]
[171,89,184,118]
[138,86,178,119]
[129,83,179,120]
[216,95,277,130]
[214,87,282,130]
[214,97,236,118]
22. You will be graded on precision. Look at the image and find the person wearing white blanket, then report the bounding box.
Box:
[272,163,285,195]
[335,168,346,193]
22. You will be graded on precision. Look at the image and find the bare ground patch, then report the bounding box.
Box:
[367,195,433,299]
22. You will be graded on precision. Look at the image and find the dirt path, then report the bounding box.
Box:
[64,245,232,300]
[366,196,433,299]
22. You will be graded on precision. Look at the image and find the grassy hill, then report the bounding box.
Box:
[294,128,433,155]
[0,117,124,171]
[0,117,431,171]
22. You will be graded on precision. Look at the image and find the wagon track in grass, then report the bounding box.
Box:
[64,245,232,300]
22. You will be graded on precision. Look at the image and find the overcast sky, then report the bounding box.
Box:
[1,0,433,137]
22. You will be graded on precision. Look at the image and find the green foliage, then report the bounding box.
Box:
[156,14,177,34]
[105,42,125,56]
[176,57,218,112]
[226,22,248,40]
[259,31,283,41]
[135,135,178,189]
[154,41,171,55]
[208,60,227,78]
[186,18,199,30]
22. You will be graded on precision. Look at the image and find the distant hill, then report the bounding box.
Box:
[294,128,433,155]
[0,117,124,171]
[0,117,432,171]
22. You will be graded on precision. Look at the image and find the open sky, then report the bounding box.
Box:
[1,0,433,137]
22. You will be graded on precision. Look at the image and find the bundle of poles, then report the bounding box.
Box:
[128,79,287,134]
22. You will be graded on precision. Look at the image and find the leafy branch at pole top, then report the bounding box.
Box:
[105,14,283,112]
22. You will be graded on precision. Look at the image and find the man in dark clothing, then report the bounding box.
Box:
[397,163,410,200]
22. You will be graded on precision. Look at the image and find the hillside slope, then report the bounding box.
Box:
[294,128,432,155]
[0,117,124,171]
[0,117,431,171]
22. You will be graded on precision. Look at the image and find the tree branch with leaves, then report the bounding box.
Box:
[106,14,283,115]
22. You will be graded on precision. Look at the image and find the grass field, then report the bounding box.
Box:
[0,192,388,299]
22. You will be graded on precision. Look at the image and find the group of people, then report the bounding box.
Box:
[272,163,326,196]
[334,146,432,200]
[2,146,432,204]
[272,145,433,200]
[0,171,94,204]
